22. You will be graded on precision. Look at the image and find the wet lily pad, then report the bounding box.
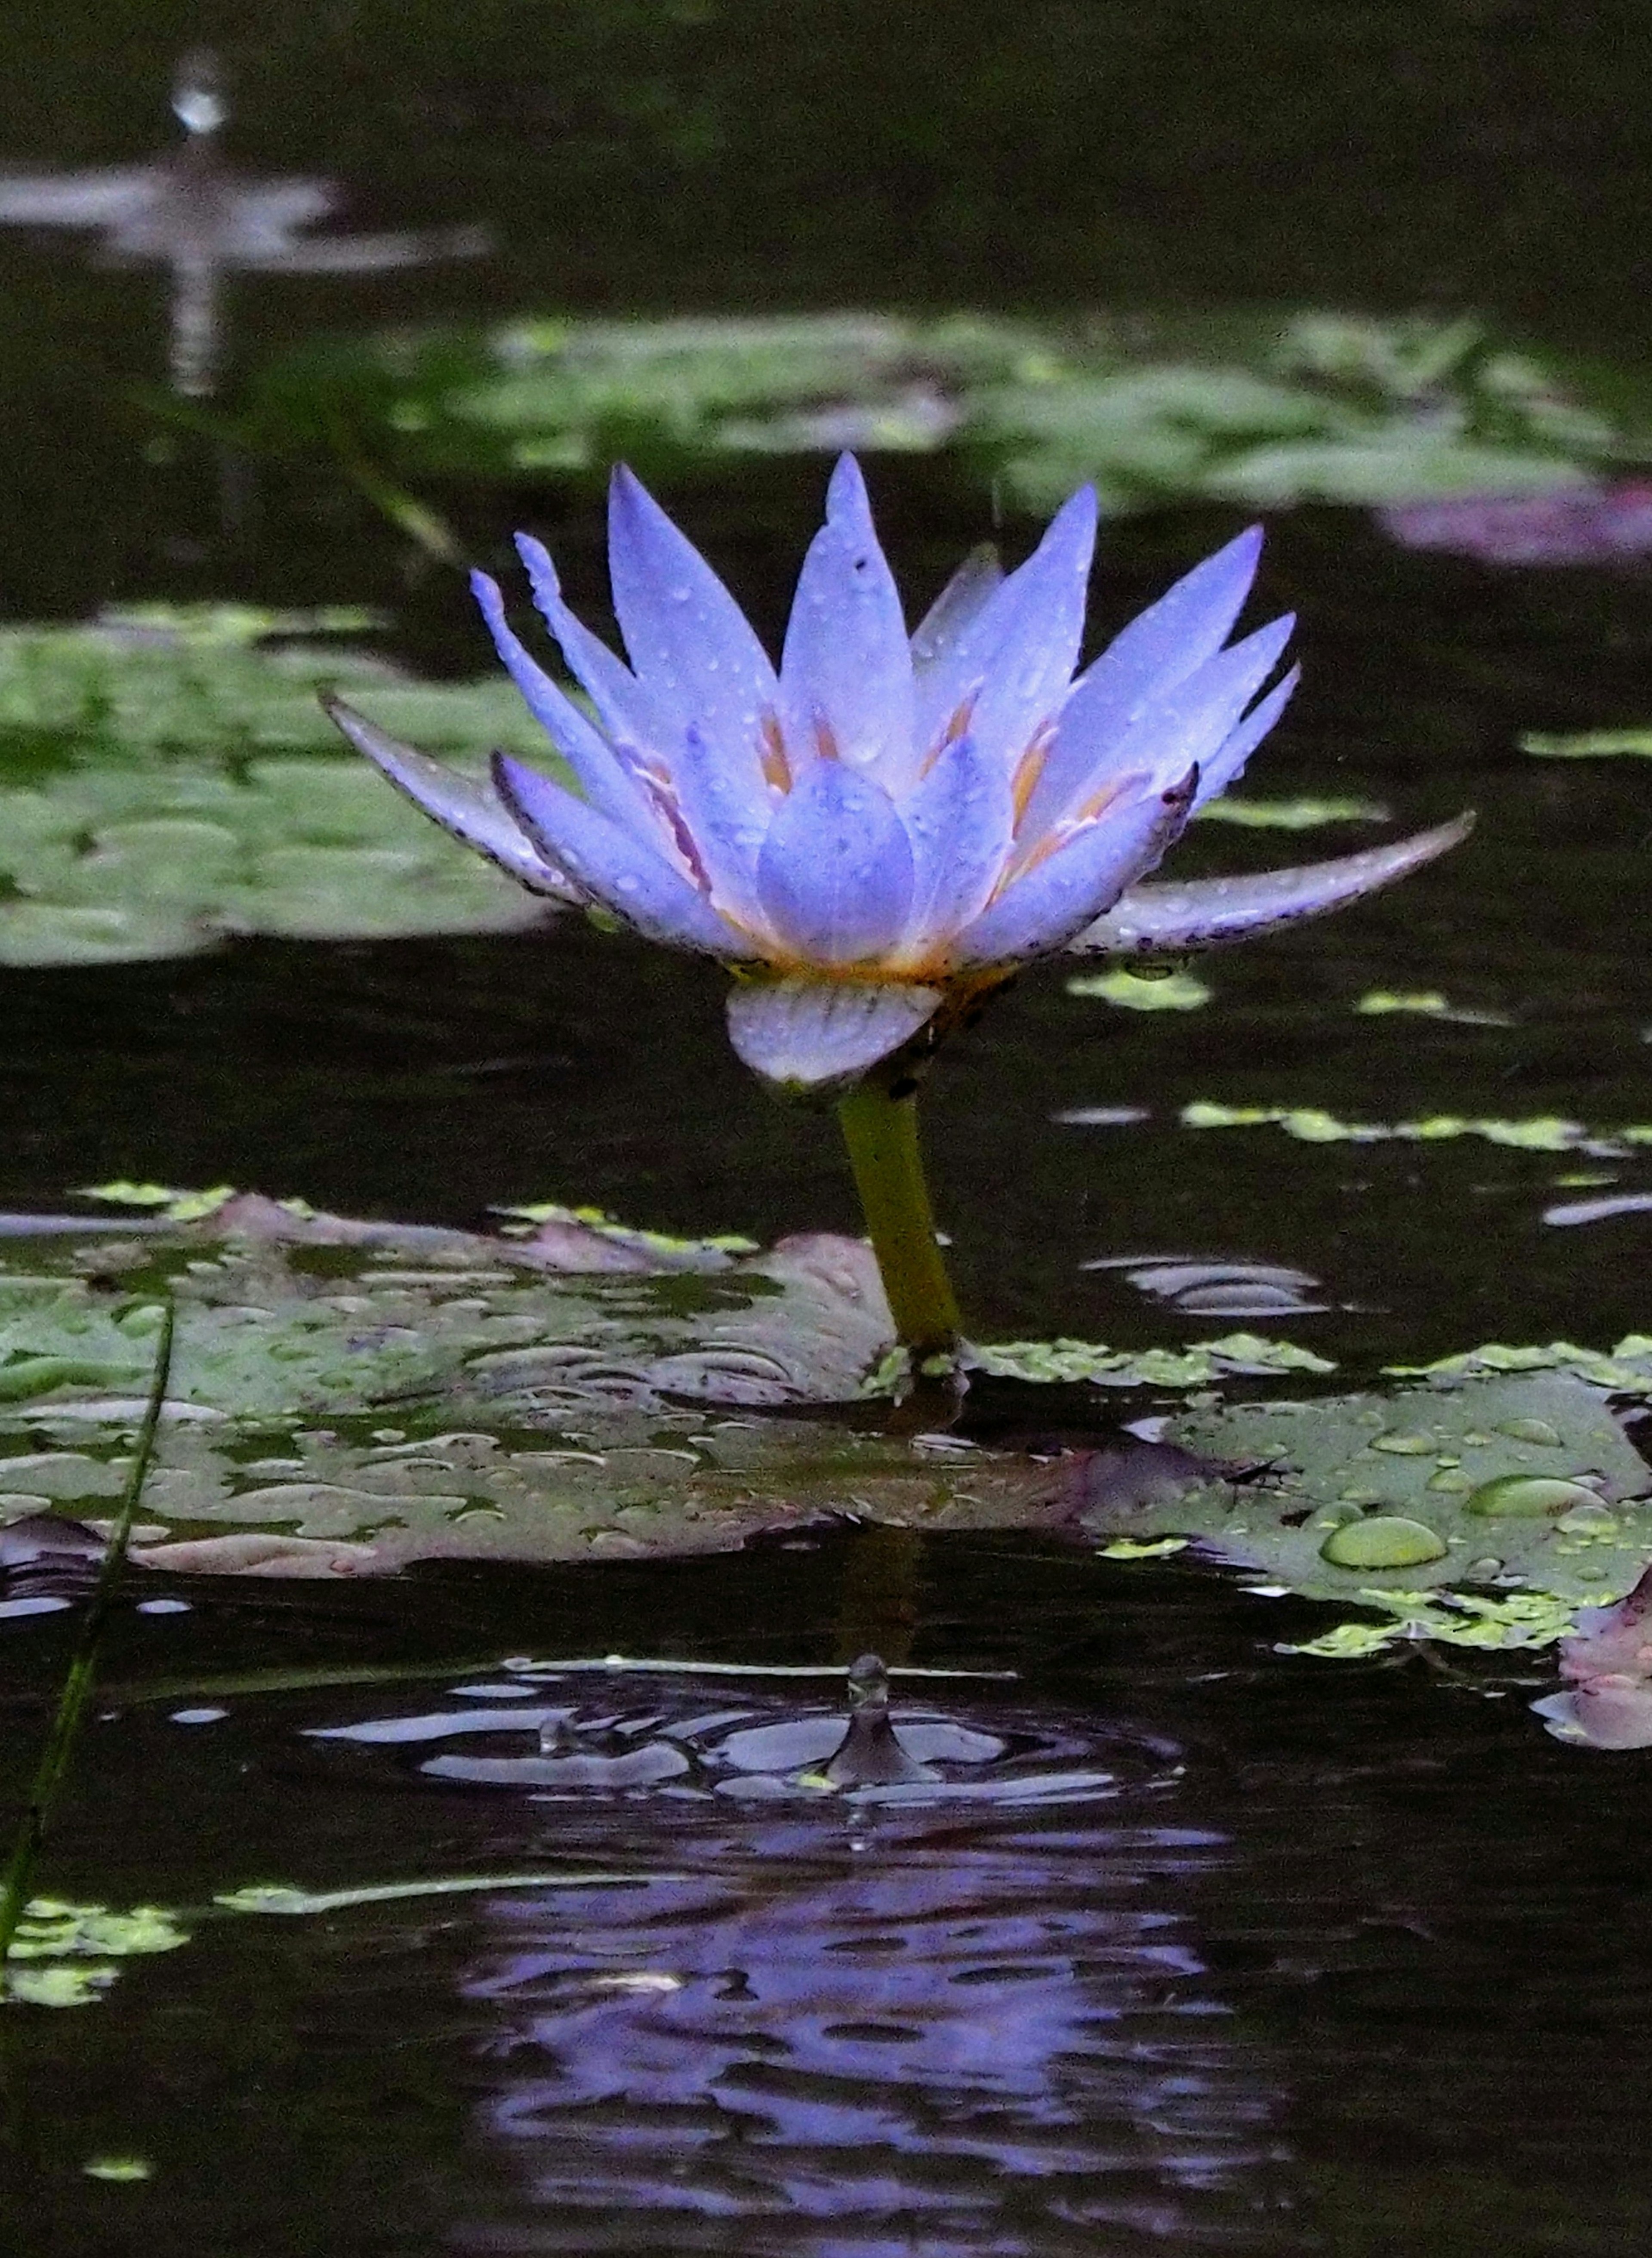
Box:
[0,611,569,963]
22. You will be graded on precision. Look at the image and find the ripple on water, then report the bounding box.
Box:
[300,1665,1276,2256]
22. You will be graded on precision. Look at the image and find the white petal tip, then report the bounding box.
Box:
[727,977,943,1093]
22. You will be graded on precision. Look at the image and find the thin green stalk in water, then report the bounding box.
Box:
[836,1071,961,1371]
[0,1300,174,1997]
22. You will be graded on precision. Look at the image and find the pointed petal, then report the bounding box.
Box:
[1018,525,1264,839]
[323,697,581,901]
[755,762,915,965]
[915,485,1097,763]
[1067,814,1476,955]
[780,460,916,788]
[666,722,778,929]
[606,467,777,784]
[470,570,656,833]
[910,544,1004,672]
[894,729,1015,962]
[491,752,758,956]
[514,533,676,767]
[1029,612,1295,842]
[727,975,943,1092]
[951,771,1196,967]
[1193,664,1300,809]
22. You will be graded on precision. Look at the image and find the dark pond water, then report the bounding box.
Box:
[4,5,1652,2252]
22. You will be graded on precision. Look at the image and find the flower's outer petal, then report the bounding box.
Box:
[894,729,1015,962]
[915,485,1097,762]
[1193,665,1299,809]
[606,466,777,789]
[471,570,657,833]
[323,696,583,902]
[1066,813,1476,955]
[727,975,943,1092]
[514,534,677,770]
[910,543,1004,673]
[1031,613,1295,839]
[951,769,1196,967]
[667,722,777,931]
[492,751,759,957]
[780,456,916,787]
[1017,525,1264,839]
[755,761,916,965]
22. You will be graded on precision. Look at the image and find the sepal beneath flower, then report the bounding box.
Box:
[727,976,943,1092]
[321,697,582,901]
[1066,812,1475,955]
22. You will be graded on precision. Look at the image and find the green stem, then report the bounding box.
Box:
[836,1075,961,1366]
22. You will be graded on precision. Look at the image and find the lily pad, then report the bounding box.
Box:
[220,307,1642,518]
[0,612,573,963]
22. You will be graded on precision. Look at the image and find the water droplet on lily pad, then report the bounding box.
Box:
[1554,1501,1619,1534]
[1495,1417,1564,1447]
[1368,1431,1437,1456]
[1463,1475,1604,1518]
[1427,1469,1472,1493]
[1319,1515,1449,1568]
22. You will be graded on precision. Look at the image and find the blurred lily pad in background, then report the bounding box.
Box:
[218,307,1650,516]
[0,608,555,963]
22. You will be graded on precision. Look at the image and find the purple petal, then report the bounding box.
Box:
[666,722,777,928]
[1017,525,1263,839]
[910,544,1004,672]
[491,752,758,957]
[471,570,657,834]
[951,771,1196,967]
[514,534,676,768]
[914,485,1097,763]
[894,730,1015,962]
[727,975,943,1091]
[1030,613,1295,842]
[1193,665,1300,809]
[755,762,915,966]
[1067,814,1476,954]
[780,458,916,788]
[606,467,777,783]
[323,697,582,901]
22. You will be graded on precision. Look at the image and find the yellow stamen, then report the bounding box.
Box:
[1010,726,1054,832]
[759,710,792,794]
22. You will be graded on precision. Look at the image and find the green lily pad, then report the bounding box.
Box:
[1137,1370,1652,1608]
[217,307,1639,518]
[0,614,581,963]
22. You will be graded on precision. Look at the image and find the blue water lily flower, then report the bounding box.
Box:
[327,457,1467,1093]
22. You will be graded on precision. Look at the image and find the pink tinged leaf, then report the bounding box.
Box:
[605,466,777,788]
[727,975,943,1092]
[1028,611,1295,844]
[913,484,1097,763]
[1017,524,1264,839]
[322,697,582,902]
[1066,813,1476,955]
[491,752,760,957]
[470,570,658,835]
[780,463,916,790]
[893,730,1016,963]
[951,770,1198,968]
[1193,665,1300,809]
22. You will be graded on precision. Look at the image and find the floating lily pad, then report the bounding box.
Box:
[1065,967,1212,1012]
[0,612,573,963]
[219,308,1640,518]
[1141,1371,1652,1607]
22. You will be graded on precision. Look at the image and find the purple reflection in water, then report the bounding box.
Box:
[445,1723,1291,2255]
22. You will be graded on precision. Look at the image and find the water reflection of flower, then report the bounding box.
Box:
[0,51,486,394]
[457,1816,1287,2250]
